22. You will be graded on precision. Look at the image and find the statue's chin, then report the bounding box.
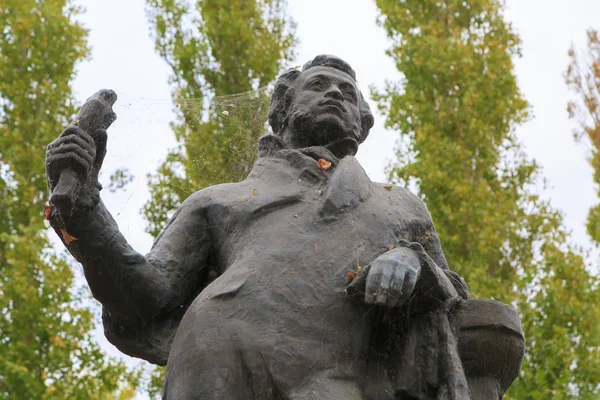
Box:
[324,137,359,158]
[313,117,360,158]
[285,113,360,157]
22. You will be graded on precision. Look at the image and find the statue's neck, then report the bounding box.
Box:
[258,134,355,162]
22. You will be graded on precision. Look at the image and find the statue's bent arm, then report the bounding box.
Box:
[416,226,471,301]
[49,191,212,325]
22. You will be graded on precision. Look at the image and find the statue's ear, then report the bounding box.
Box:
[359,94,375,143]
[360,112,375,143]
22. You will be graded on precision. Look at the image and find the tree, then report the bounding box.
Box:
[566,29,600,245]
[374,0,600,397]
[143,0,296,237]
[0,1,138,398]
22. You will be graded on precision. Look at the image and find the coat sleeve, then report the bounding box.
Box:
[49,191,213,364]
[415,227,470,300]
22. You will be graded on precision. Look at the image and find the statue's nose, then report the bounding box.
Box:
[324,86,344,101]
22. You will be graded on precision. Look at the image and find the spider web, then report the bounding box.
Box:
[97,87,272,251]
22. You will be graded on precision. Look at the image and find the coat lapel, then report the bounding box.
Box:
[255,135,373,221]
[319,156,372,220]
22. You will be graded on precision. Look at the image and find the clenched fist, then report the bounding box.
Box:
[46,125,99,189]
[46,89,117,219]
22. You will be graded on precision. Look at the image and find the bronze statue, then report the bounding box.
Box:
[46,55,524,399]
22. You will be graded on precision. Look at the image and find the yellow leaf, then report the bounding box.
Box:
[61,229,78,244]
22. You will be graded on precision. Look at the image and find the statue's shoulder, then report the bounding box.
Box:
[373,183,432,220]
[373,182,421,202]
[179,180,251,211]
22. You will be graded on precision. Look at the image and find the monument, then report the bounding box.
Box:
[45,55,525,399]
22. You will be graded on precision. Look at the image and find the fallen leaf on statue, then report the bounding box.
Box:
[318,158,332,171]
[61,229,79,244]
[43,205,53,220]
[387,244,394,251]
[252,188,257,195]
[346,265,362,279]
[383,185,392,190]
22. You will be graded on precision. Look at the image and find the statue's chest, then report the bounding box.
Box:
[208,185,430,270]
[204,156,432,268]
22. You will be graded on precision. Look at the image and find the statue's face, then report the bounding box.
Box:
[282,66,362,155]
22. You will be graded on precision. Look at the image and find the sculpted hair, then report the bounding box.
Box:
[268,55,375,143]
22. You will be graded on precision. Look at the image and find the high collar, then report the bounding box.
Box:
[250,135,334,186]
[258,134,340,168]
[254,134,373,220]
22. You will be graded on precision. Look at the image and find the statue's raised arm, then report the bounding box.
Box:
[45,90,212,364]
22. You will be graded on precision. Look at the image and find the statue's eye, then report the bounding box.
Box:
[310,80,325,90]
[343,90,357,102]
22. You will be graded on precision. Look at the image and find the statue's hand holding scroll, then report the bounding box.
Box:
[347,247,422,308]
[46,89,117,221]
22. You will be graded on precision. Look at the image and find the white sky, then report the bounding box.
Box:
[69,0,600,394]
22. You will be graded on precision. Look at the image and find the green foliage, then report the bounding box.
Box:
[0,1,139,398]
[108,168,134,193]
[512,241,600,399]
[566,29,600,245]
[143,365,166,400]
[374,0,600,397]
[143,0,296,236]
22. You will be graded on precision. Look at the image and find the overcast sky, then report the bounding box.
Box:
[69,0,600,393]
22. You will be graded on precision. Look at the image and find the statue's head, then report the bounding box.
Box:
[268,55,375,158]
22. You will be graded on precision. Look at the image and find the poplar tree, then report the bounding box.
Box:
[566,28,600,245]
[143,0,296,236]
[0,1,138,398]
